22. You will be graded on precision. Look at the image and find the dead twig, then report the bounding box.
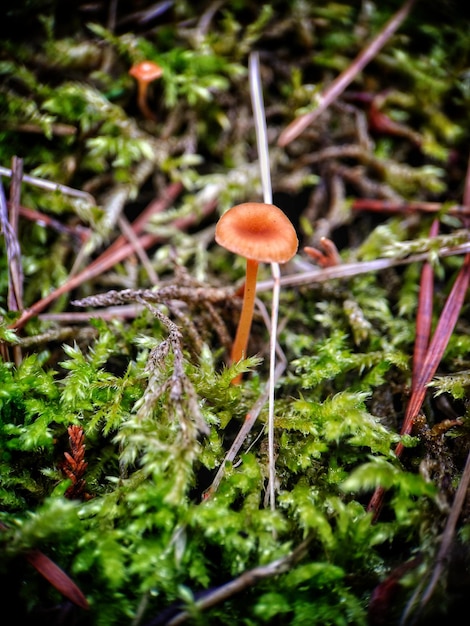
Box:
[277,0,417,147]
[0,165,94,204]
[158,535,313,626]
[352,198,470,218]
[256,240,470,292]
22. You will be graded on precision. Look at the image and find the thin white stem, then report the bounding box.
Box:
[204,358,285,498]
[267,261,280,510]
[249,52,272,205]
[249,51,279,511]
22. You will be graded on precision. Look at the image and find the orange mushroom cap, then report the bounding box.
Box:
[215,202,298,263]
[128,60,163,83]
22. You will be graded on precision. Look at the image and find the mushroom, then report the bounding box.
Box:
[128,60,163,121]
[215,202,298,383]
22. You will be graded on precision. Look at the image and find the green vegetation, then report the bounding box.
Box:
[1,1,470,624]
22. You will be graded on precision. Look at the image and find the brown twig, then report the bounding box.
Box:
[16,204,90,243]
[352,198,470,218]
[7,157,24,312]
[256,241,470,292]
[161,535,313,626]
[0,164,94,204]
[277,0,417,147]
[117,214,159,284]
[0,168,23,362]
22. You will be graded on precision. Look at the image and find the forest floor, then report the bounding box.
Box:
[1,1,470,625]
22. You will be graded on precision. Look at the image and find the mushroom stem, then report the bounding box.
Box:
[136,82,157,121]
[230,258,259,384]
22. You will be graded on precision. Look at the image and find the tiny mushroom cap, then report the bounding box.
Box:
[129,60,163,83]
[215,202,298,263]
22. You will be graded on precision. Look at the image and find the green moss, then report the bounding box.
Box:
[1,1,470,623]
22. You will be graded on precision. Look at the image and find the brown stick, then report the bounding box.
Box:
[352,198,470,218]
[368,152,470,520]
[277,0,416,147]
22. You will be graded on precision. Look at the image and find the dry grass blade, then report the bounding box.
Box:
[256,241,470,292]
[352,199,470,218]
[0,165,95,204]
[401,254,470,435]
[0,179,22,312]
[249,50,280,511]
[6,157,24,312]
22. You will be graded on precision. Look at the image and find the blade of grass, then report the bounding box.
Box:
[0,521,89,610]
[399,253,470,448]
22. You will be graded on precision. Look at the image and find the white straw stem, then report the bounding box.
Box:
[249,51,279,511]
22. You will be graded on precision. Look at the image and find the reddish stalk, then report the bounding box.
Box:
[367,151,470,521]
[411,219,439,393]
[230,258,259,385]
[16,205,90,242]
[25,550,89,609]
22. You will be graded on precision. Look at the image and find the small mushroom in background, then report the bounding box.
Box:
[215,202,298,384]
[128,60,163,121]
